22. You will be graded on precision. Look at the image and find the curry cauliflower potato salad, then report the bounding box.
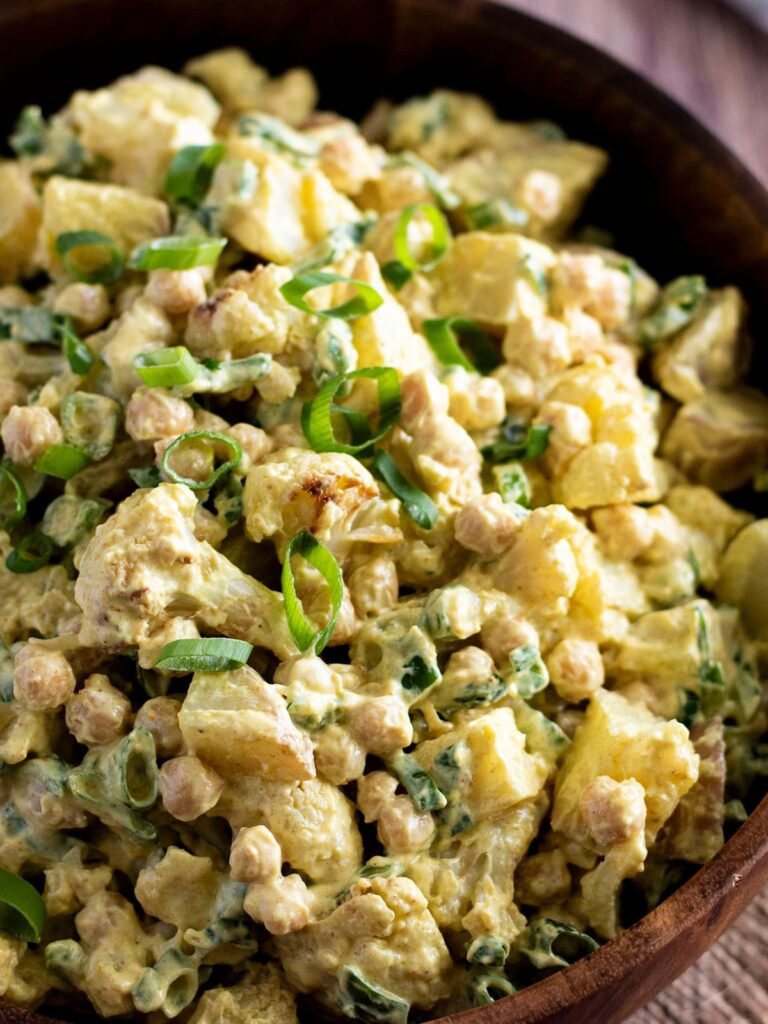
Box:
[0,48,766,1024]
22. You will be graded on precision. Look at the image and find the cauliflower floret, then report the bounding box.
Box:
[551,251,633,329]
[53,282,111,330]
[552,688,699,847]
[188,962,298,1024]
[178,665,315,781]
[40,177,170,278]
[443,366,506,431]
[101,296,174,401]
[454,493,523,556]
[215,775,362,884]
[387,89,497,165]
[0,161,41,282]
[43,848,112,917]
[135,847,221,931]
[0,534,79,645]
[243,448,379,555]
[275,875,452,1014]
[74,483,294,656]
[68,66,220,194]
[186,263,316,361]
[244,873,311,936]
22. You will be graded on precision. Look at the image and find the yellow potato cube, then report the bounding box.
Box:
[179,665,315,782]
[41,176,170,276]
[414,707,547,825]
[552,689,699,845]
[0,162,41,283]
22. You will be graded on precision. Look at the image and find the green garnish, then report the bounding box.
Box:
[372,450,437,529]
[6,532,55,574]
[281,530,343,654]
[34,443,90,480]
[129,235,227,271]
[387,752,447,812]
[280,271,383,320]
[482,421,551,464]
[463,198,529,232]
[637,275,707,349]
[154,638,253,673]
[160,430,242,491]
[164,143,226,207]
[0,868,46,942]
[55,230,125,284]
[382,202,450,290]
[301,367,401,456]
[422,317,501,375]
[0,463,27,528]
[134,346,199,387]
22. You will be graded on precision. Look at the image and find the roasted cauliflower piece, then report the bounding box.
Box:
[75,483,294,656]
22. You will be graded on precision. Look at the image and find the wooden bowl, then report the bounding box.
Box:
[2,1,768,1022]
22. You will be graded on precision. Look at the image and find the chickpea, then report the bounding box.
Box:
[244,873,311,935]
[14,648,76,710]
[134,698,184,759]
[125,386,195,442]
[491,365,537,410]
[318,134,380,194]
[1,405,63,466]
[313,724,367,785]
[481,615,538,665]
[65,674,133,746]
[155,435,212,484]
[400,370,449,429]
[518,169,562,224]
[503,316,570,379]
[454,493,522,557]
[53,283,110,331]
[159,756,224,821]
[226,423,273,471]
[229,826,282,884]
[579,776,646,848]
[446,372,506,432]
[0,286,32,307]
[145,269,208,315]
[546,638,605,703]
[377,797,435,853]
[349,696,413,756]
[357,771,398,822]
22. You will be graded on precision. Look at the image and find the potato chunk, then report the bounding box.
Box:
[552,689,699,846]
[0,162,41,282]
[179,665,314,781]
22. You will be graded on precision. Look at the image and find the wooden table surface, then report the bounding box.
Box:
[508,1,768,1021]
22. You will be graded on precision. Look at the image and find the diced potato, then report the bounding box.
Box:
[651,287,748,404]
[716,519,768,642]
[40,176,170,277]
[179,665,315,781]
[220,144,357,263]
[69,67,219,193]
[414,707,547,823]
[552,689,699,845]
[431,231,553,327]
[0,162,41,282]
[188,963,298,1024]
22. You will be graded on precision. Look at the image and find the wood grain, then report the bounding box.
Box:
[503,3,768,1020]
[507,0,768,186]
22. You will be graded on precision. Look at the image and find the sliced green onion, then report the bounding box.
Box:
[128,465,163,489]
[160,430,242,491]
[382,203,450,291]
[422,317,501,375]
[388,752,446,812]
[0,306,59,343]
[482,423,551,464]
[164,143,226,206]
[386,152,460,210]
[372,450,437,529]
[55,230,125,284]
[237,113,320,161]
[0,464,27,528]
[154,638,253,673]
[134,346,199,387]
[0,868,46,942]
[638,275,707,350]
[58,317,95,375]
[34,443,90,480]
[282,530,343,654]
[280,271,383,321]
[463,199,529,232]
[129,235,227,271]
[6,533,55,574]
[301,367,401,455]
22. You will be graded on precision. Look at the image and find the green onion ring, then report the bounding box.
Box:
[301,367,401,455]
[0,868,46,942]
[6,532,55,574]
[422,316,501,375]
[280,271,383,321]
[281,530,343,654]
[160,430,242,491]
[55,230,125,284]
[372,450,437,530]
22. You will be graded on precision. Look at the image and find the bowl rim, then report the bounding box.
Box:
[1,2,768,1023]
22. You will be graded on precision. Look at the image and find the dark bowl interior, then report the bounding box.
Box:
[1,1,768,1022]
